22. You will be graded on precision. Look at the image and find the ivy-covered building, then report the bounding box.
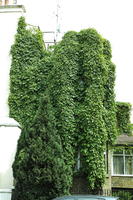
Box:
[103,102,133,194]
[9,17,133,199]
[111,104,133,194]
[0,2,133,199]
[72,102,133,195]
[0,1,25,200]
[112,134,133,189]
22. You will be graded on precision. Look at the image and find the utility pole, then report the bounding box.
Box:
[42,0,61,48]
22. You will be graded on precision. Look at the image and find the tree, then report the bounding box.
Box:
[12,94,71,200]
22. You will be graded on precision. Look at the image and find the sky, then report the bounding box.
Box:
[22,0,133,121]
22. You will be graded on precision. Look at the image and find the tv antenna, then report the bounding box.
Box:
[55,0,61,42]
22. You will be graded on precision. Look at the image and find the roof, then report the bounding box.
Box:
[116,134,133,145]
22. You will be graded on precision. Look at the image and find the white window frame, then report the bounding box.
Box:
[112,148,133,176]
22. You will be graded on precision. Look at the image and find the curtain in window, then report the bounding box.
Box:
[113,156,124,174]
[125,156,133,175]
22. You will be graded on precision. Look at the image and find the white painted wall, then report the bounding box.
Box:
[0,7,25,117]
[0,5,25,190]
[0,126,21,188]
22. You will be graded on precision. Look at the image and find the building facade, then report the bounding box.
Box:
[0,2,25,199]
[0,1,133,199]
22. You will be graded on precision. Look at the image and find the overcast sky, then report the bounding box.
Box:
[22,0,133,121]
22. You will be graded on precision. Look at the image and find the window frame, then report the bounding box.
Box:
[112,148,133,176]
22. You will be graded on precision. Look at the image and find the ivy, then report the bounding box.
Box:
[103,39,118,144]
[46,29,117,191]
[114,145,133,149]
[10,21,120,195]
[116,102,132,135]
[76,29,108,191]
[47,31,80,189]
[8,17,52,127]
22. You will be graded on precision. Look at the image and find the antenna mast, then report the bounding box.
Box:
[55,0,61,42]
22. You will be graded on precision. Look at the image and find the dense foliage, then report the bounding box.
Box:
[113,190,133,200]
[47,29,118,191]
[11,17,120,197]
[8,17,52,127]
[103,39,117,144]
[116,102,132,135]
[47,31,80,187]
[76,29,108,191]
[12,94,71,200]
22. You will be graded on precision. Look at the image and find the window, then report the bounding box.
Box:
[113,149,133,175]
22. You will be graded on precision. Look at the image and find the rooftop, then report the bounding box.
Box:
[116,134,133,145]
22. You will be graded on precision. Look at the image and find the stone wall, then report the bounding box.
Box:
[112,176,133,188]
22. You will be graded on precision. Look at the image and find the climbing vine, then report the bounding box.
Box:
[10,19,122,195]
[76,29,108,191]
[47,31,80,189]
[8,17,52,127]
[103,39,118,144]
[116,102,132,135]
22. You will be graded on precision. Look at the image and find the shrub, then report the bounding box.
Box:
[12,94,71,200]
[113,190,133,200]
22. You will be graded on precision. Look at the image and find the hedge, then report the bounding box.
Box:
[12,94,70,200]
